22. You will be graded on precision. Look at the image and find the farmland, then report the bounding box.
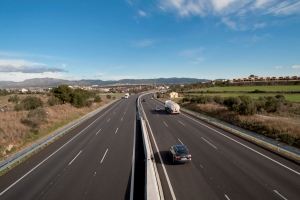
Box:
[184,85,300,102]
[188,85,300,92]
[185,93,300,102]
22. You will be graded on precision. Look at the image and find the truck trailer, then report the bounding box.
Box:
[165,100,180,114]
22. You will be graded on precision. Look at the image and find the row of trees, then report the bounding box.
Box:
[50,85,102,108]
[7,85,104,134]
[181,94,292,116]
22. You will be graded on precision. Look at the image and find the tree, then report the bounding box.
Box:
[51,85,73,103]
[70,93,85,108]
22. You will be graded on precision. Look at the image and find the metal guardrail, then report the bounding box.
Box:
[180,107,300,161]
[0,100,118,173]
[154,97,300,161]
[137,94,162,200]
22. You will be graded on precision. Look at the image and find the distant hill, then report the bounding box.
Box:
[0,77,210,89]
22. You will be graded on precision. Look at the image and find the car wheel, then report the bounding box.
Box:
[172,156,175,163]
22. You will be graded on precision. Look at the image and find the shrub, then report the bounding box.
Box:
[196,95,208,104]
[238,95,256,115]
[265,96,281,112]
[8,95,20,103]
[223,96,241,112]
[107,95,112,99]
[21,108,47,130]
[85,100,93,107]
[48,96,61,106]
[18,96,43,110]
[94,95,102,102]
[213,95,223,104]
[14,103,24,111]
[256,97,267,111]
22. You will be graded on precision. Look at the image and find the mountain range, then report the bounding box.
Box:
[0,77,211,89]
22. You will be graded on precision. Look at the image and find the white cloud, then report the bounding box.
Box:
[156,0,300,30]
[211,0,237,11]
[189,57,205,65]
[132,39,159,47]
[292,65,300,69]
[0,51,63,59]
[221,17,237,30]
[0,72,66,82]
[0,59,68,73]
[266,1,300,15]
[139,10,147,16]
[253,22,266,29]
[179,47,204,57]
[275,66,282,69]
[100,75,135,81]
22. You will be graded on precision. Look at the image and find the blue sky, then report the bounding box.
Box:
[0,0,300,82]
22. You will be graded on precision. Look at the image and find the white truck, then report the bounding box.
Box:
[124,93,129,98]
[165,100,180,114]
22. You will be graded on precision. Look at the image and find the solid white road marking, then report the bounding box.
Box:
[178,139,184,145]
[95,129,101,135]
[0,100,121,196]
[163,121,168,127]
[100,149,108,163]
[273,190,288,200]
[107,118,110,122]
[115,128,118,133]
[178,121,185,126]
[69,150,82,165]
[142,109,176,200]
[182,113,300,176]
[225,194,230,200]
[201,137,217,149]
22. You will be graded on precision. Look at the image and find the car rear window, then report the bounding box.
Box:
[177,150,189,156]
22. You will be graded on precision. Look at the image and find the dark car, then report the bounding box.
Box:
[169,145,191,163]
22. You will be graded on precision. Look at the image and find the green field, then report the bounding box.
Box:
[185,93,300,102]
[189,85,300,92]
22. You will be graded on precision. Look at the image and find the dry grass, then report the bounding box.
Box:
[0,98,112,161]
[182,103,300,147]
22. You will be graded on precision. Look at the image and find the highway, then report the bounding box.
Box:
[140,94,300,200]
[0,96,139,200]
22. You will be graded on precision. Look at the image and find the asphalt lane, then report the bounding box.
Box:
[141,95,300,200]
[0,97,137,200]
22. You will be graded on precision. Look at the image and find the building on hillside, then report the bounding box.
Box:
[20,88,28,93]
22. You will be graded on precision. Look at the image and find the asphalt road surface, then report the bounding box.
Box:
[0,96,141,200]
[141,93,300,200]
